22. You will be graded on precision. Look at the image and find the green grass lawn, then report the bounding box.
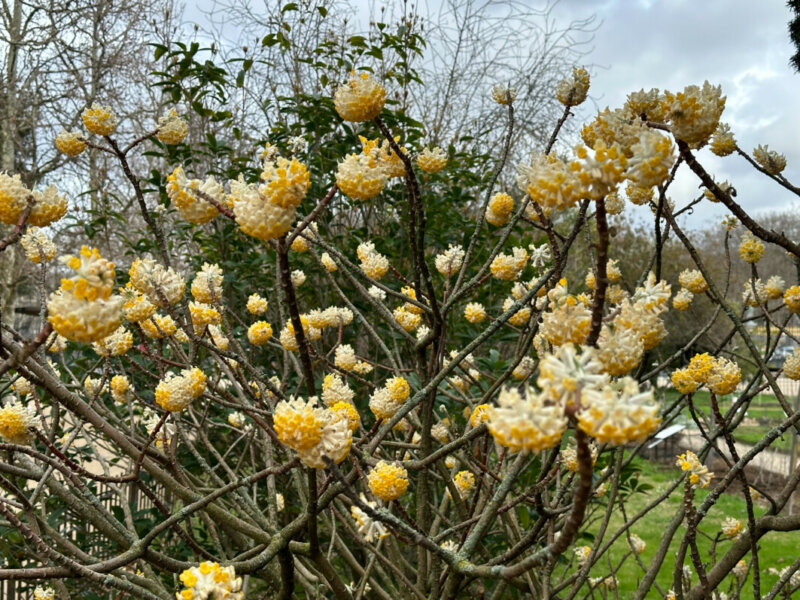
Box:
[568,457,797,599]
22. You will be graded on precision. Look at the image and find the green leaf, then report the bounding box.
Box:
[317,5,328,17]
[236,69,246,88]
[152,44,167,60]
[282,2,298,12]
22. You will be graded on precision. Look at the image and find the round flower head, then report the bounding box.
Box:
[0,399,40,444]
[453,471,476,499]
[464,302,487,324]
[334,72,386,122]
[470,403,490,427]
[321,252,338,272]
[765,275,785,300]
[228,411,246,428]
[92,327,133,357]
[710,123,736,156]
[351,494,389,542]
[368,461,409,501]
[491,83,517,105]
[296,412,353,468]
[166,166,223,224]
[34,586,55,600]
[490,247,528,281]
[671,367,697,395]
[487,387,568,452]
[55,129,87,156]
[260,156,310,209]
[738,234,764,263]
[676,450,713,489]
[369,387,402,420]
[273,397,327,451]
[596,326,644,376]
[176,562,243,600]
[417,147,447,173]
[0,173,30,225]
[435,244,465,276]
[336,151,387,200]
[574,545,591,565]
[516,152,583,213]
[47,246,124,342]
[156,109,188,145]
[330,401,360,432]
[486,192,514,226]
[20,227,57,263]
[785,285,800,313]
[605,191,625,215]
[247,321,273,345]
[322,373,355,406]
[556,67,590,106]
[334,344,358,371]
[784,349,800,380]
[129,258,185,307]
[82,103,117,136]
[27,185,67,227]
[626,128,675,189]
[672,288,693,311]
[661,82,726,148]
[706,357,741,395]
[721,516,743,539]
[246,293,268,315]
[229,178,292,241]
[678,269,708,294]
[358,242,390,280]
[740,279,765,308]
[733,560,748,579]
[155,367,206,412]
[577,377,661,445]
[753,144,786,175]
[140,313,177,339]
[110,375,133,404]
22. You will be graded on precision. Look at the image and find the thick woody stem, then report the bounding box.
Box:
[586,198,608,347]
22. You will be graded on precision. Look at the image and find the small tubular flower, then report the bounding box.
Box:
[334,72,386,122]
[368,461,409,501]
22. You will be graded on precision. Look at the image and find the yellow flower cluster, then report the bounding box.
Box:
[330,401,360,432]
[573,141,628,200]
[487,386,568,452]
[660,82,726,148]
[351,494,389,542]
[710,123,736,156]
[47,246,124,342]
[753,144,786,175]
[676,450,713,489]
[721,516,743,539]
[156,109,188,145]
[140,313,178,339]
[435,244,465,276]
[82,103,117,136]
[336,146,388,200]
[55,129,87,156]
[368,461,409,501]
[486,192,514,226]
[334,72,386,122]
[560,442,598,473]
[357,241,390,280]
[783,285,800,313]
[516,153,582,214]
[491,83,517,105]
[246,293,267,315]
[577,377,661,445]
[540,280,591,347]
[321,252,338,272]
[190,302,221,333]
[322,373,355,405]
[229,155,310,241]
[166,166,224,224]
[247,321,273,345]
[417,146,447,173]
[110,375,133,404]
[0,400,40,444]
[490,247,528,281]
[92,327,133,357]
[273,397,353,468]
[176,562,243,600]
[120,284,156,323]
[33,586,55,600]
[556,67,590,106]
[784,349,800,380]
[155,367,207,412]
[672,288,693,311]
[626,128,675,188]
[0,174,68,226]
[738,234,764,263]
[360,136,406,178]
[597,325,644,376]
[20,227,57,263]
[452,471,476,499]
[129,258,185,308]
[470,403,490,427]
[369,376,411,420]
[672,353,740,395]
[678,269,707,294]
[464,302,487,323]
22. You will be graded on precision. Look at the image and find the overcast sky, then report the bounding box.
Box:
[546,0,800,226]
[192,0,800,227]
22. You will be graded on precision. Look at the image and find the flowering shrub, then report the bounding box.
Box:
[2,16,800,600]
